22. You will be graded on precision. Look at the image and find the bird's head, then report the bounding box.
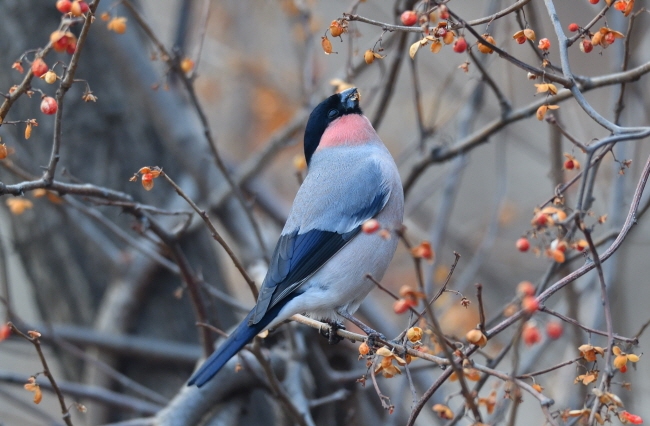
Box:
[304,88,378,166]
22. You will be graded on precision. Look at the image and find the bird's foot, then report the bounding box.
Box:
[365,331,387,349]
[320,320,346,345]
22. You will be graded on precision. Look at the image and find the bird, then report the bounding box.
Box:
[188,87,404,387]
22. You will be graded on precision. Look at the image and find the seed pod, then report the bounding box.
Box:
[477,34,495,54]
[321,36,333,54]
[364,49,374,64]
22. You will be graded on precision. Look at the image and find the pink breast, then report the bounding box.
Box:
[317,115,378,149]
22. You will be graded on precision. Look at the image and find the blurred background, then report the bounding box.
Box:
[1,0,649,424]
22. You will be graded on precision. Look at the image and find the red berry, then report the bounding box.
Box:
[362,219,380,234]
[580,39,593,53]
[568,23,579,32]
[604,32,616,45]
[453,37,467,53]
[141,173,155,191]
[56,0,72,13]
[564,159,575,169]
[522,296,539,313]
[393,298,412,314]
[66,39,77,55]
[516,36,526,44]
[78,0,89,13]
[620,411,644,425]
[52,34,70,53]
[31,58,49,77]
[40,96,58,115]
[400,10,417,26]
[516,237,530,252]
[522,324,541,346]
[438,5,449,20]
[0,323,10,341]
[589,0,599,4]
[546,321,563,340]
[534,213,548,227]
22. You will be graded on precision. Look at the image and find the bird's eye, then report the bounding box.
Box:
[327,109,339,118]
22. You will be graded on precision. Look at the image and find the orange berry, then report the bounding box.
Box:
[568,23,579,32]
[329,20,345,37]
[522,296,539,313]
[433,404,453,419]
[406,327,423,343]
[477,34,495,54]
[43,70,57,84]
[321,36,333,55]
[517,281,535,297]
[364,49,375,64]
[466,329,488,347]
[31,58,48,78]
[523,28,536,41]
[538,38,551,50]
[516,237,530,252]
[108,17,128,34]
[358,341,370,355]
[12,62,24,74]
[70,0,82,16]
[411,241,434,261]
[180,58,194,74]
[589,0,599,4]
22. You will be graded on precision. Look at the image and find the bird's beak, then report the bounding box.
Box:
[338,87,360,110]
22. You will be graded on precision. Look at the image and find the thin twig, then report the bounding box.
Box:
[516,356,582,379]
[476,283,486,334]
[8,323,74,426]
[160,171,258,299]
[539,306,636,344]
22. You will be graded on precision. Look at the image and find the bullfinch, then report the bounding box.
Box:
[188,87,404,387]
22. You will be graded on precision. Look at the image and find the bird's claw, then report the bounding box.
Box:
[320,320,346,345]
[365,331,387,348]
